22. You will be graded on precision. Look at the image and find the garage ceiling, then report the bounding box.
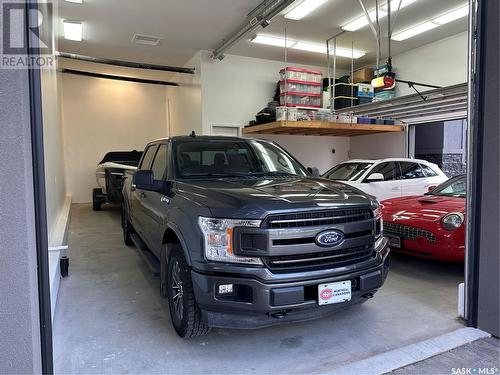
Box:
[57,0,468,69]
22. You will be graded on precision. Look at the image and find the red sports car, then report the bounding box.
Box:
[381,175,466,262]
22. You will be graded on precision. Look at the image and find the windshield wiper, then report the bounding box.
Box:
[250,171,301,177]
[181,172,256,178]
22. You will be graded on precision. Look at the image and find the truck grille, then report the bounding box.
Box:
[265,208,373,229]
[262,244,374,272]
[384,222,436,244]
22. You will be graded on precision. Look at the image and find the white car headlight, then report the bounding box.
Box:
[442,213,464,231]
[198,217,263,265]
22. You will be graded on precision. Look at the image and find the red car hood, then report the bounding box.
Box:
[381,195,465,223]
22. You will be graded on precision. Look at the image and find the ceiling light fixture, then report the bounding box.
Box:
[392,4,468,41]
[432,4,469,25]
[251,34,297,48]
[63,20,83,41]
[64,0,83,3]
[251,35,366,58]
[284,0,329,20]
[342,0,418,32]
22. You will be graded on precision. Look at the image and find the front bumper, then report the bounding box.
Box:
[383,220,465,262]
[191,240,390,329]
[390,237,465,261]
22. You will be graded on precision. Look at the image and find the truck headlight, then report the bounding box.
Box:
[371,199,383,238]
[198,217,263,265]
[442,213,464,231]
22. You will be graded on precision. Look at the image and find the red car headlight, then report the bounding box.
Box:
[442,212,464,231]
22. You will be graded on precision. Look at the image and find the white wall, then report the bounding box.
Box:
[200,52,331,135]
[61,74,168,203]
[41,60,66,244]
[166,52,203,136]
[349,132,406,159]
[393,32,468,97]
[198,52,350,170]
[351,32,467,159]
[255,134,350,173]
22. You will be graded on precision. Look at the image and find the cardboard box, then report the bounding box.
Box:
[357,83,374,98]
[352,68,374,83]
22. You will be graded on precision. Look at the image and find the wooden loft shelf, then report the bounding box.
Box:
[243,121,404,137]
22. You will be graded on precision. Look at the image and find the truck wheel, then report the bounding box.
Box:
[121,203,134,246]
[167,246,210,337]
[92,188,102,211]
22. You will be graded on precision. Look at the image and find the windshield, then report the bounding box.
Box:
[323,162,373,181]
[174,139,308,178]
[430,176,466,197]
[99,151,143,166]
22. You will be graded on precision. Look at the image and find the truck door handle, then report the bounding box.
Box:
[140,192,146,198]
[391,187,400,191]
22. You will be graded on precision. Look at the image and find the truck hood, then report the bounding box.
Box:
[176,177,373,219]
[382,195,465,223]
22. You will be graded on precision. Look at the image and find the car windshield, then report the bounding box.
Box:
[174,139,308,178]
[323,162,373,181]
[429,176,466,197]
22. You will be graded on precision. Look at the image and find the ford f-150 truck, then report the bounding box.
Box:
[122,135,390,337]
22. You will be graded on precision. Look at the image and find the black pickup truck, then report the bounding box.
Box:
[122,135,389,337]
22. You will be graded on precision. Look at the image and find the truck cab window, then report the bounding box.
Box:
[151,144,168,181]
[140,145,158,170]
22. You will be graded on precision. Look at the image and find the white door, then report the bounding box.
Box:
[211,125,240,137]
[360,162,402,201]
[399,161,434,196]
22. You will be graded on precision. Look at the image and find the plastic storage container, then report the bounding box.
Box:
[334,97,358,109]
[374,90,396,100]
[280,93,322,108]
[280,67,322,83]
[280,80,322,95]
[334,83,357,97]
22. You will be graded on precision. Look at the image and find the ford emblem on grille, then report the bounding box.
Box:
[315,230,345,247]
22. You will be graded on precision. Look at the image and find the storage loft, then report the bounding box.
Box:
[243,120,404,137]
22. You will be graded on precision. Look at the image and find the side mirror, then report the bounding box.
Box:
[307,167,320,177]
[427,185,437,192]
[366,173,385,182]
[133,170,155,190]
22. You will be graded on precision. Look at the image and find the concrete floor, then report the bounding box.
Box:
[53,204,465,374]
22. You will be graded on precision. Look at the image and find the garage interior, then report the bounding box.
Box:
[34,0,488,373]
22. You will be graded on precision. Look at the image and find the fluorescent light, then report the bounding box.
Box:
[342,9,387,31]
[391,21,438,41]
[293,42,366,58]
[380,0,417,12]
[63,20,83,41]
[65,0,83,3]
[391,4,468,41]
[285,0,328,20]
[292,41,327,54]
[342,0,418,31]
[251,35,296,48]
[252,35,366,59]
[432,5,469,25]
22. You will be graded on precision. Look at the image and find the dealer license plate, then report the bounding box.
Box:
[318,281,352,306]
[387,235,401,248]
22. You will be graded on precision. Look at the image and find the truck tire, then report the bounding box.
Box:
[167,246,210,337]
[121,202,134,246]
[92,188,102,211]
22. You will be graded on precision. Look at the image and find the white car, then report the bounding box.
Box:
[322,158,448,201]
